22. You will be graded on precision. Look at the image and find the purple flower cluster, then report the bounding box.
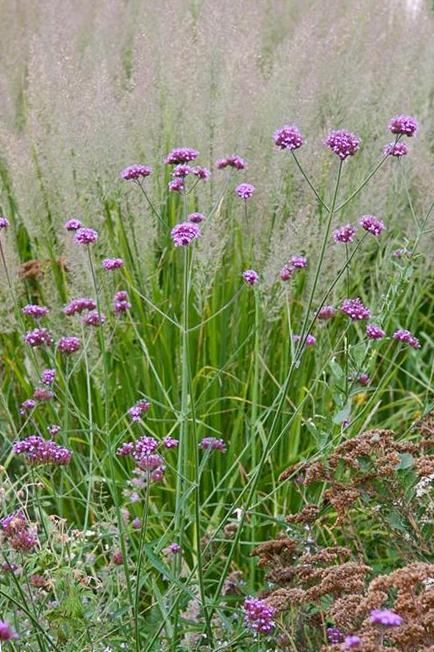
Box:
[242,269,259,286]
[117,435,165,481]
[243,596,275,634]
[128,399,150,421]
[327,626,344,644]
[388,114,418,137]
[341,298,371,321]
[370,608,403,627]
[13,435,72,465]
[366,324,385,340]
[24,328,53,347]
[64,297,97,316]
[188,212,205,224]
[172,164,192,178]
[165,147,199,165]
[64,218,82,231]
[33,388,54,402]
[280,255,308,281]
[344,635,361,648]
[358,373,370,386]
[0,216,10,229]
[57,336,81,354]
[1,511,37,553]
[113,290,131,314]
[0,621,18,640]
[22,304,49,318]
[393,329,420,349]
[273,124,304,150]
[163,436,179,449]
[235,183,256,199]
[20,399,36,415]
[41,368,56,385]
[171,222,200,247]
[47,424,61,437]
[199,437,227,452]
[168,178,185,192]
[121,164,152,180]
[83,310,105,326]
[74,227,99,245]
[192,166,211,180]
[360,215,385,236]
[384,142,408,157]
[325,130,361,160]
[293,333,316,346]
[318,305,336,320]
[102,257,124,270]
[333,224,357,244]
[216,154,247,170]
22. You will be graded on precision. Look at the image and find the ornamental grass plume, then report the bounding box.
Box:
[273,124,304,150]
[325,130,361,160]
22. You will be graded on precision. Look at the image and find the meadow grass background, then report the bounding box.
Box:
[0,1,433,650]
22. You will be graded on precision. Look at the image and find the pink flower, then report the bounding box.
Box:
[192,166,211,180]
[74,227,98,245]
[57,336,81,354]
[341,298,371,321]
[0,621,18,640]
[388,115,418,137]
[64,298,97,315]
[333,224,357,243]
[121,165,152,180]
[83,310,106,326]
[13,436,72,466]
[0,216,10,229]
[165,148,199,165]
[325,130,360,160]
[128,400,150,421]
[243,596,275,634]
[393,329,420,349]
[168,178,185,192]
[273,124,304,150]
[366,324,385,340]
[384,142,408,157]
[188,212,205,223]
[22,304,49,318]
[163,436,179,449]
[318,305,336,320]
[360,215,385,236]
[216,155,247,170]
[235,183,256,199]
[64,218,82,231]
[24,328,53,347]
[242,269,259,286]
[171,222,200,247]
[199,437,226,452]
[102,258,124,270]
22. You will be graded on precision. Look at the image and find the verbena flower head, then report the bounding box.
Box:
[290,255,307,269]
[366,324,385,340]
[216,155,247,170]
[121,164,152,180]
[24,328,53,347]
[393,328,420,349]
[242,269,259,286]
[128,399,150,421]
[83,310,106,326]
[341,298,371,321]
[192,166,211,180]
[168,178,185,192]
[199,437,226,452]
[57,336,81,354]
[235,183,256,199]
[132,517,141,529]
[360,215,385,236]
[33,388,54,402]
[280,265,293,281]
[41,369,56,385]
[0,216,10,229]
[21,304,49,318]
[243,596,275,634]
[171,222,200,247]
[318,305,336,320]
[344,635,361,649]
[74,227,98,245]
[1,511,38,553]
[0,621,18,640]
[102,257,124,270]
[188,212,205,224]
[370,608,403,627]
[47,424,61,437]
[358,373,370,386]
[20,399,36,415]
[325,130,361,160]
[384,142,408,157]
[333,224,357,243]
[112,550,123,565]
[293,333,316,346]
[273,124,304,150]
[13,435,72,465]
[327,627,344,644]
[165,147,199,165]
[388,114,418,137]
[172,164,192,178]
[163,436,179,449]
[64,297,97,316]
[64,218,82,231]
[113,290,131,313]
[168,542,181,554]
